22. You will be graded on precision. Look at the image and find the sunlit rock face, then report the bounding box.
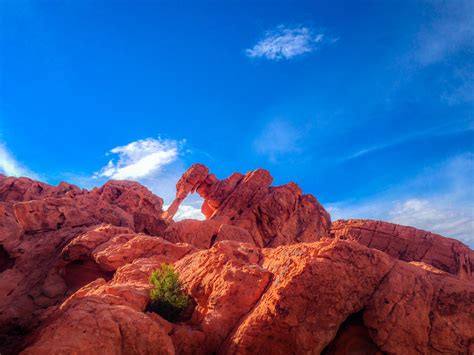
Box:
[164,163,332,248]
[0,167,472,355]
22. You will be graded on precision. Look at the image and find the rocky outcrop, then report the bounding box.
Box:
[363,259,474,354]
[21,239,474,355]
[223,240,394,354]
[164,164,331,248]
[173,241,272,354]
[21,280,175,355]
[331,219,474,281]
[0,175,82,202]
[163,219,255,249]
[1,166,473,354]
[0,176,168,354]
[61,224,196,274]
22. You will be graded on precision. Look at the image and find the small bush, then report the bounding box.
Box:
[148,263,189,322]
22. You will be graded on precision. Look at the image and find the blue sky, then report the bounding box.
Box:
[0,0,473,246]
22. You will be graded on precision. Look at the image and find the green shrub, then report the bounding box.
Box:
[148,263,189,322]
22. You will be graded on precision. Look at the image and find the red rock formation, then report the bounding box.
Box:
[223,240,394,354]
[173,241,272,354]
[363,260,474,354]
[331,219,474,281]
[0,176,169,354]
[164,164,331,248]
[61,224,196,274]
[20,239,474,355]
[163,219,255,249]
[0,174,82,202]
[21,279,175,355]
[0,166,473,355]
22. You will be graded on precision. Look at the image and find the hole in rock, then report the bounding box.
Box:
[322,311,384,355]
[0,245,15,273]
[64,259,113,293]
[173,194,206,221]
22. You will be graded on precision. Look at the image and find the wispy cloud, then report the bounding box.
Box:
[94,138,183,180]
[342,122,474,161]
[441,65,474,105]
[414,0,473,66]
[91,137,186,203]
[253,119,305,162]
[328,153,474,247]
[0,143,37,179]
[246,25,327,60]
[396,0,474,105]
[389,199,473,241]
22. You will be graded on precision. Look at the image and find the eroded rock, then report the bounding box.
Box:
[164,164,331,247]
[0,176,169,354]
[331,219,474,280]
[1,166,473,355]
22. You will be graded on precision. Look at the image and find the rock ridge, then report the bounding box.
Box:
[0,165,471,354]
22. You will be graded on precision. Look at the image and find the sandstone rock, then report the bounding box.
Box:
[164,219,221,249]
[0,226,93,338]
[161,164,213,222]
[14,180,167,236]
[21,279,175,355]
[164,164,331,247]
[214,223,255,245]
[0,176,169,354]
[173,241,272,354]
[331,219,474,280]
[93,180,167,236]
[0,202,23,251]
[163,219,255,249]
[60,224,196,273]
[2,167,473,355]
[224,240,394,354]
[92,234,196,272]
[21,235,200,355]
[18,238,474,355]
[364,259,474,354]
[61,224,135,262]
[0,175,82,202]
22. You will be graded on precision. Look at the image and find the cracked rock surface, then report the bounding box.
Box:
[0,166,472,355]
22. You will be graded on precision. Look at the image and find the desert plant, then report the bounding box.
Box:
[148,263,189,322]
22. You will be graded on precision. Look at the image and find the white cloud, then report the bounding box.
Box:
[89,137,203,206]
[0,143,37,179]
[94,138,183,180]
[253,119,304,162]
[246,25,325,60]
[389,199,473,241]
[327,153,474,247]
[164,194,206,221]
[174,204,206,221]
